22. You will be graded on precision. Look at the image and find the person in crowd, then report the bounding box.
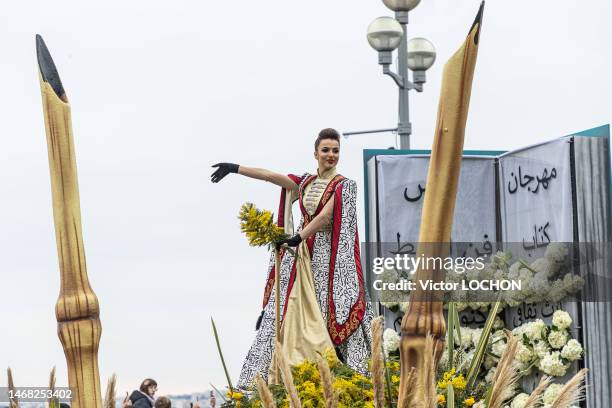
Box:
[125,378,158,407]
[154,396,172,408]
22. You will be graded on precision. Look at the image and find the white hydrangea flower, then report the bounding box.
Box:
[533,340,551,359]
[515,342,534,363]
[457,350,475,372]
[531,258,554,278]
[471,328,484,346]
[547,279,567,303]
[530,272,551,297]
[561,339,583,361]
[510,393,529,408]
[539,351,568,376]
[484,354,497,370]
[399,302,410,313]
[545,242,569,264]
[383,328,400,354]
[524,319,546,341]
[459,328,473,348]
[562,273,585,294]
[543,383,564,404]
[552,310,572,329]
[485,367,496,383]
[508,262,523,280]
[548,330,568,349]
[512,324,526,337]
[518,269,535,298]
[493,316,505,330]
[492,339,508,358]
[380,267,399,283]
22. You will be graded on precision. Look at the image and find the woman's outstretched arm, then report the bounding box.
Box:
[238,166,299,191]
[211,162,298,191]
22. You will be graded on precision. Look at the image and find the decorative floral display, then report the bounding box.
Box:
[238,202,287,248]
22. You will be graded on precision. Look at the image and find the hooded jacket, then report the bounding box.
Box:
[129,390,154,408]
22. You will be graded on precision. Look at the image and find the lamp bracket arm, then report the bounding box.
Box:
[382,65,404,88]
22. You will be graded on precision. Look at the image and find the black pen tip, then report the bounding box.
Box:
[470,1,485,45]
[36,34,66,99]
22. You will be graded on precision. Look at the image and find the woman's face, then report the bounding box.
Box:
[147,384,157,397]
[314,139,340,172]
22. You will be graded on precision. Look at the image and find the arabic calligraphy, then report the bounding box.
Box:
[511,301,564,328]
[459,309,488,327]
[508,166,557,194]
[390,232,416,256]
[404,183,426,202]
[455,234,493,259]
[522,222,551,250]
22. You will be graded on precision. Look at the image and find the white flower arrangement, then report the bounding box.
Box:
[538,351,568,376]
[442,248,583,311]
[545,242,569,264]
[383,328,400,355]
[445,310,583,386]
[552,309,572,329]
[510,392,529,408]
[561,339,583,361]
[543,383,564,404]
[548,329,568,349]
[380,246,583,317]
[533,341,551,360]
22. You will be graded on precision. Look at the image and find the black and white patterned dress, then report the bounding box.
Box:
[237,170,374,389]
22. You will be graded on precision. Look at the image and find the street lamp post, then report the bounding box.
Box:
[367,0,436,149]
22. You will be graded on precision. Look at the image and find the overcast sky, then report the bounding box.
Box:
[1,0,610,397]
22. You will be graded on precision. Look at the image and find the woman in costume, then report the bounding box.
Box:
[211,128,373,388]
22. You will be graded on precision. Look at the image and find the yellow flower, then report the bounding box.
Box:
[391,375,400,385]
[451,374,467,390]
[238,202,286,247]
[226,391,244,401]
[437,394,446,405]
[443,368,456,381]
[464,396,476,406]
[437,379,449,389]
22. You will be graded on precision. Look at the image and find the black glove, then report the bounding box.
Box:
[211,162,239,183]
[277,233,303,249]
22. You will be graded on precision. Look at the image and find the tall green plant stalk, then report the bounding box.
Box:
[209,383,228,402]
[446,384,455,408]
[211,317,234,395]
[446,302,463,371]
[447,303,456,372]
[381,345,394,408]
[465,298,502,388]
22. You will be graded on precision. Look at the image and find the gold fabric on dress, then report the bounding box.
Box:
[271,167,338,374]
[303,167,336,230]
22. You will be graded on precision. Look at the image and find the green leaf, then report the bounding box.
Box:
[446,383,455,408]
[381,343,395,408]
[465,296,502,388]
[484,384,494,407]
[453,302,462,348]
[447,302,456,372]
[212,317,234,395]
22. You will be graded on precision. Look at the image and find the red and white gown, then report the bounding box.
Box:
[237,167,374,388]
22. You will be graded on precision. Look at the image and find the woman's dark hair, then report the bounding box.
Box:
[140,378,158,393]
[315,128,341,150]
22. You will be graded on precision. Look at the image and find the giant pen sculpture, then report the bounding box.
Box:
[37,35,103,408]
[397,3,485,406]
